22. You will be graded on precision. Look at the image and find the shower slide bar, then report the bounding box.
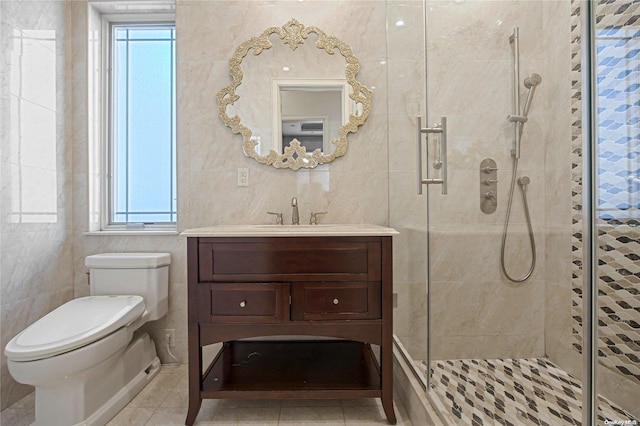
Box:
[416,116,448,195]
[509,27,522,158]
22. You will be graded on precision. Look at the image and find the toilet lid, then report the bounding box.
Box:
[4,296,145,362]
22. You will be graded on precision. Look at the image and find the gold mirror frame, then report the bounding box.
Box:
[216,19,372,170]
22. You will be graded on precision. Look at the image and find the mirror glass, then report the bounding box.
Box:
[273,80,349,156]
[217,19,372,170]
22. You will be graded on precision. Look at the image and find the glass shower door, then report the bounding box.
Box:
[590,0,640,421]
[421,1,585,424]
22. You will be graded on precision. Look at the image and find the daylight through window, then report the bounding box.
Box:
[110,23,176,225]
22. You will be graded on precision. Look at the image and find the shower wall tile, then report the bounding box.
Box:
[386,59,424,130]
[430,230,544,284]
[394,280,428,361]
[544,228,573,288]
[545,167,573,226]
[415,0,552,361]
[430,280,545,338]
[388,112,423,173]
[386,0,423,62]
[431,334,545,361]
[384,0,428,352]
[388,173,426,229]
[425,1,543,64]
[538,0,576,398]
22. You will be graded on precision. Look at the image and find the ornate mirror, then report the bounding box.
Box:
[217,19,372,170]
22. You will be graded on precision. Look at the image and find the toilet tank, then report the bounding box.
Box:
[85,253,170,321]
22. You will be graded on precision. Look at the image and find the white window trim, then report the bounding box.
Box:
[87,6,176,235]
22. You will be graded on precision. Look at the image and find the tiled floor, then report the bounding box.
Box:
[421,357,638,426]
[0,364,412,426]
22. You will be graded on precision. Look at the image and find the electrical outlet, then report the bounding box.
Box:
[237,168,249,187]
[164,329,176,347]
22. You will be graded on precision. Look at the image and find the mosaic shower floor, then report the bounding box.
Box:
[418,357,638,426]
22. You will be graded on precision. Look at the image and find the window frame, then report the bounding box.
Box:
[100,13,177,232]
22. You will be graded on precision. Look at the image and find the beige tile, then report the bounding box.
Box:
[279,406,345,424]
[217,399,283,409]
[145,407,189,426]
[341,398,381,408]
[106,407,155,426]
[127,370,181,409]
[342,403,387,424]
[160,388,189,409]
[7,392,34,410]
[281,399,343,407]
[0,408,35,426]
[210,405,281,424]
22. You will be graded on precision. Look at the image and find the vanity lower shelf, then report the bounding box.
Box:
[202,340,381,398]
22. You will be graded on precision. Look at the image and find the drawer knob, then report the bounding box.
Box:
[239,300,246,308]
[333,298,339,305]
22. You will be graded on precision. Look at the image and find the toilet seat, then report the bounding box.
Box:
[5,295,145,362]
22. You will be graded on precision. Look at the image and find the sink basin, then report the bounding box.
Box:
[181,223,398,237]
[252,224,333,229]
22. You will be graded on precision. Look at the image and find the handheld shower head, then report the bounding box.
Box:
[521,73,542,118]
[524,73,542,89]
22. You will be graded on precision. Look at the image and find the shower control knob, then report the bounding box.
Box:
[483,178,498,186]
[482,166,498,174]
[484,191,497,201]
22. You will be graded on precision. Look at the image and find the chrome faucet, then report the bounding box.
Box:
[291,197,299,225]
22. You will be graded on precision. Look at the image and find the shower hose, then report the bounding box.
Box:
[500,156,536,282]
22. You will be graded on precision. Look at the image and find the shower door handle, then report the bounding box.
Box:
[416,116,448,195]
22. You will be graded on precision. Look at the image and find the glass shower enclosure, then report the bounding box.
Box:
[389,0,639,424]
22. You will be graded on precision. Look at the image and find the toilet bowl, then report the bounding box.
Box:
[4,253,170,426]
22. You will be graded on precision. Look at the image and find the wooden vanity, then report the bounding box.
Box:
[183,225,398,425]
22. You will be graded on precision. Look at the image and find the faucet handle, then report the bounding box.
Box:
[309,211,327,225]
[266,211,284,225]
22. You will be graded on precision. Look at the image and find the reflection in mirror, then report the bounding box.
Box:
[217,19,372,170]
[274,80,349,156]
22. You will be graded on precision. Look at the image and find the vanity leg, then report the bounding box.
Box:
[185,325,202,425]
[381,345,397,425]
[381,237,397,425]
[185,397,202,426]
[186,238,202,426]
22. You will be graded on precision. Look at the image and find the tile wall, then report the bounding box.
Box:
[0,0,74,409]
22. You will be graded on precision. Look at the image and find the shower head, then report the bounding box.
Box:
[524,73,542,89]
[517,176,531,186]
[521,73,542,118]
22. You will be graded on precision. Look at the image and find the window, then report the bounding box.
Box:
[107,22,176,227]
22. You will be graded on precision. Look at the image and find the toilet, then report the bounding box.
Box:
[4,252,170,426]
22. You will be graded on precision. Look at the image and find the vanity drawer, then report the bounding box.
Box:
[197,238,381,281]
[199,283,290,323]
[291,282,381,321]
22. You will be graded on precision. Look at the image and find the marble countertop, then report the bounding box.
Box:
[180,223,399,237]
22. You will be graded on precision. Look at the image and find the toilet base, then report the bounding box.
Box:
[33,332,161,426]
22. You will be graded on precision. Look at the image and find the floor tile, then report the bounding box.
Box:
[107,407,155,425]
[423,357,639,426]
[1,365,411,425]
[278,406,346,425]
